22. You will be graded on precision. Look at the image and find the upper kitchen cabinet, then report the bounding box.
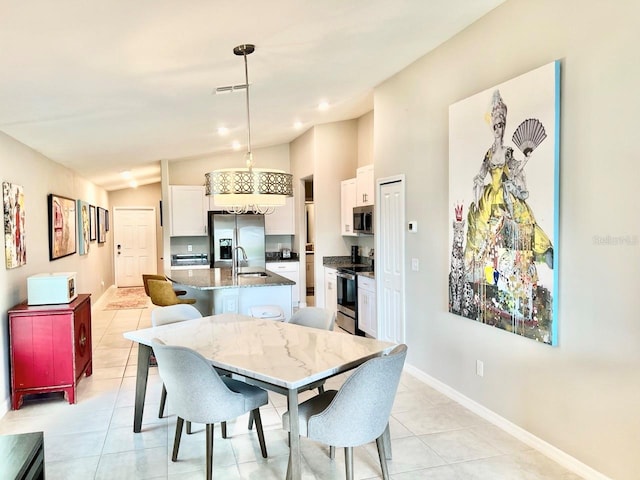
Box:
[356,164,374,206]
[265,196,295,235]
[169,185,208,236]
[340,178,357,236]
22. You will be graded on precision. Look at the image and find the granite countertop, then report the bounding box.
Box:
[168,267,295,290]
[358,271,375,280]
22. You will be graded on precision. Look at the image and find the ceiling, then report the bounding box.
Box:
[0,0,504,191]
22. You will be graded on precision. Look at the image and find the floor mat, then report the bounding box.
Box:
[104,287,149,310]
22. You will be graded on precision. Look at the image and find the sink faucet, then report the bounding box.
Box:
[232,245,248,277]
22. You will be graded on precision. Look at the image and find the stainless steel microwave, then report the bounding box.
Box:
[353,205,374,234]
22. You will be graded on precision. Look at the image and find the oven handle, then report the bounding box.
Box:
[337,271,356,281]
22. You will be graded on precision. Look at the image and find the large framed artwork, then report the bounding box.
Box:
[48,193,77,260]
[3,182,26,268]
[77,200,90,255]
[97,207,107,243]
[448,61,560,345]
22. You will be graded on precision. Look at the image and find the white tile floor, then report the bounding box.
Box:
[0,290,583,479]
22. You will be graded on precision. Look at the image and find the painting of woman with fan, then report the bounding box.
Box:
[448,61,559,345]
[465,89,553,273]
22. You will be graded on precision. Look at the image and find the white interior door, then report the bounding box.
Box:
[377,177,405,343]
[114,207,157,287]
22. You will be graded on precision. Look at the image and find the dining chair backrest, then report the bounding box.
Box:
[288,307,335,331]
[151,339,249,425]
[151,304,202,327]
[307,344,407,447]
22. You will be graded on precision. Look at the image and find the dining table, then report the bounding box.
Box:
[123,313,395,480]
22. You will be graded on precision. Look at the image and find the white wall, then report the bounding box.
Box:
[374,1,639,478]
[0,130,112,415]
[290,121,358,307]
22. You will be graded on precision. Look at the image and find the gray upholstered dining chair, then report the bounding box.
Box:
[151,304,203,420]
[287,306,336,331]
[282,344,407,480]
[151,339,268,480]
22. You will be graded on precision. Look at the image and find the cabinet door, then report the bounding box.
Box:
[340,179,357,236]
[358,277,377,337]
[265,196,295,235]
[169,185,208,236]
[266,262,300,305]
[324,267,337,316]
[356,164,374,206]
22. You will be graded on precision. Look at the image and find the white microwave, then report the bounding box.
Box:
[27,272,77,305]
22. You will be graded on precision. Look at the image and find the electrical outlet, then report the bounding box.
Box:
[187,244,193,252]
[411,258,419,271]
[476,360,484,377]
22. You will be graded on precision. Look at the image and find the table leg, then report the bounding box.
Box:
[133,343,152,433]
[286,389,301,480]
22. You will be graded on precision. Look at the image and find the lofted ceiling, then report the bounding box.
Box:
[0,0,504,191]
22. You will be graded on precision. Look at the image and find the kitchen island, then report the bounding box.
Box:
[167,267,294,319]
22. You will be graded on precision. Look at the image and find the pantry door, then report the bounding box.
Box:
[114,207,157,287]
[377,176,405,344]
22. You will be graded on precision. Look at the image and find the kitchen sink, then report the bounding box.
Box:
[236,272,269,277]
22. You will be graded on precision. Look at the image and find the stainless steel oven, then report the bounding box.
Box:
[336,269,357,334]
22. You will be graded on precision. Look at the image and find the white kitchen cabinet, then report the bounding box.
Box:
[169,185,208,236]
[324,267,337,317]
[356,164,374,206]
[265,196,295,235]
[266,261,300,307]
[340,178,357,236]
[357,274,377,337]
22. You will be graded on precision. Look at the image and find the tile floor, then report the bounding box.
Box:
[0,289,583,479]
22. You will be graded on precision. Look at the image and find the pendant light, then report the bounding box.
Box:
[205,44,293,214]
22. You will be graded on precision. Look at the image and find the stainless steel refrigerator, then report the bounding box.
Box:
[209,213,265,268]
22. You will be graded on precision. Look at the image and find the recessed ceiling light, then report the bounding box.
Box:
[217,127,229,136]
[129,180,138,188]
[120,170,132,179]
[232,140,241,150]
[293,121,303,130]
[318,101,329,111]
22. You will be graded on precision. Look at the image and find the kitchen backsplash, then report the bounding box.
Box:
[170,236,208,254]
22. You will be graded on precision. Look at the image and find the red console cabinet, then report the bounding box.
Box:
[9,294,93,410]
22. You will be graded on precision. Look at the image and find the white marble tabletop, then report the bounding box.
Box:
[124,313,395,390]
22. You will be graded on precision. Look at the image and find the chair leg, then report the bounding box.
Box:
[248,410,254,430]
[318,384,325,394]
[158,384,167,418]
[206,423,214,480]
[172,417,184,462]
[329,445,336,459]
[344,446,354,480]
[376,435,390,480]
[251,408,268,458]
[186,421,192,434]
[382,423,392,460]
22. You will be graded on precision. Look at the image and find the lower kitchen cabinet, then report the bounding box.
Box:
[357,275,377,337]
[266,261,300,307]
[8,294,93,410]
[324,267,337,318]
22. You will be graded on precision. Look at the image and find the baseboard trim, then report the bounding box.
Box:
[403,363,611,480]
[91,284,116,312]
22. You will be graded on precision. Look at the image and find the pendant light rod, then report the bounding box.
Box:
[234,44,255,166]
